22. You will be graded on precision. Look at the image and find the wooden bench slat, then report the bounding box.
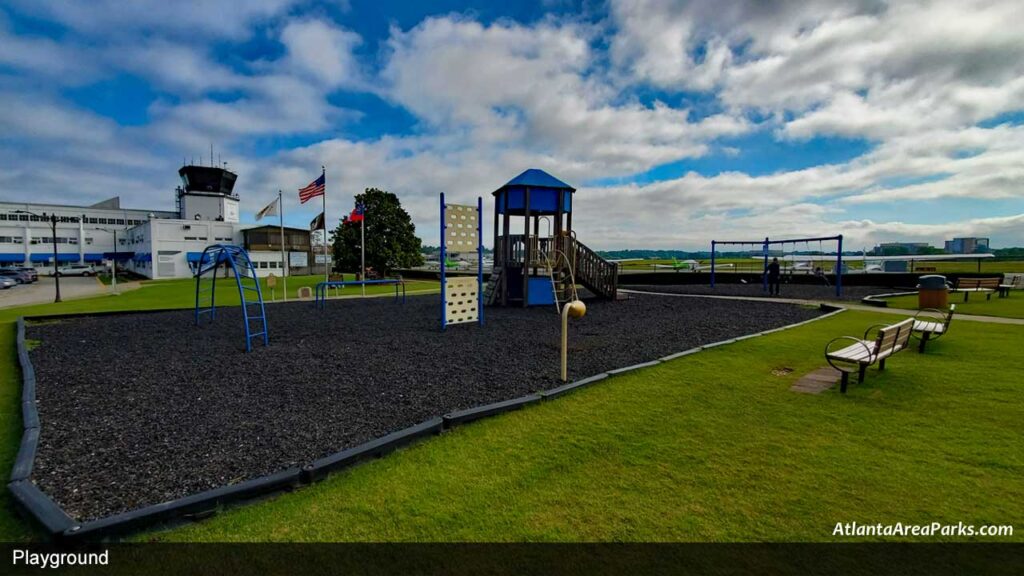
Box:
[913,320,944,334]
[827,342,874,362]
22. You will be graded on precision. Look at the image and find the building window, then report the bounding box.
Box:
[19,215,28,221]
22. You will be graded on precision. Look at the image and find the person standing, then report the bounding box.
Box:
[768,257,781,296]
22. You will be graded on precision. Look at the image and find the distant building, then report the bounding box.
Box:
[871,242,933,256]
[1,196,178,270]
[242,225,314,277]
[944,237,990,254]
[2,164,266,279]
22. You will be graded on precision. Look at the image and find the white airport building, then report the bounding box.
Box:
[0,165,321,279]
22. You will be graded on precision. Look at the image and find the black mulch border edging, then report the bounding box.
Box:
[860,291,918,307]
[442,395,542,427]
[9,304,847,543]
[65,466,304,541]
[11,318,40,484]
[301,418,445,484]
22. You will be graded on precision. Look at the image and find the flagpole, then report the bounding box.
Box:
[322,166,328,284]
[279,190,287,301]
[361,206,365,297]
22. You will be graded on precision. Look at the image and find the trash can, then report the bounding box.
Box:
[917,274,948,308]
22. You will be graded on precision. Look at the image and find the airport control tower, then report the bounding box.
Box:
[176,165,240,223]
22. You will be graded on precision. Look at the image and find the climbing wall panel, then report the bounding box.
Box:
[444,276,479,325]
[444,203,479,252]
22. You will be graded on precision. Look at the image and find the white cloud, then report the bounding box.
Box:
[1,1,1022,250]
[8,0,298,40]
[382,16,750,177]
[611,0,1024,140]
[280,19,364,88]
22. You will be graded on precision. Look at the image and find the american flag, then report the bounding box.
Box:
[298,171,325,204]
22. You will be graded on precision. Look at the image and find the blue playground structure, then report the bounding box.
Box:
[194,244,269,352]
[488,169,618,308]
[710,235,844,297]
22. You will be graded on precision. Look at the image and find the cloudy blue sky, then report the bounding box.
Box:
[1,0,1023,249]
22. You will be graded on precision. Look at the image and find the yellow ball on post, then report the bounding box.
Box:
[566,299,586,319]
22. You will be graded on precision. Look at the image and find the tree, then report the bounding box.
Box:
[330,188,424,274]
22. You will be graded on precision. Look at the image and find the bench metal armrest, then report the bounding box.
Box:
[825,336,875,373]
[862,324,888,341]
[914,308,946,324]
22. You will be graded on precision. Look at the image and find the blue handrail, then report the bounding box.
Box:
[314,279,406,308]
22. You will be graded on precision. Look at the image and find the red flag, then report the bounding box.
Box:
[349,203,364,222]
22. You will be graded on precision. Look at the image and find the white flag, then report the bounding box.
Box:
[256,198,278,221]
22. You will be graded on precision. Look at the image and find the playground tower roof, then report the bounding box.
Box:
[492,169,575,216]
[492,169,575,195]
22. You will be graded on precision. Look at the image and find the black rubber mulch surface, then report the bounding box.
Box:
[27,293,822,521]
[621,283,900,302]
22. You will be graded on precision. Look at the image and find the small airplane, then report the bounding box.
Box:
[654,258,733,272]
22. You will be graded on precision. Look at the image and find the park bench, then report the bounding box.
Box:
[911,304,955,352]
[825,318,914,393]
[998,273,1023,298]
[951,277,1000,302]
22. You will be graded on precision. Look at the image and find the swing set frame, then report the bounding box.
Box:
[710,235,844,297]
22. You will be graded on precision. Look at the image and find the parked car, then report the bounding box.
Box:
[0,269,32,284]
[0,276,15,289]
[5,266,37,282]
[53,264,97,277]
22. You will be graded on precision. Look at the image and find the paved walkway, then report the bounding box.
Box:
[620,288,1024,326]
[0,277,141,309]
[790,367,841,394]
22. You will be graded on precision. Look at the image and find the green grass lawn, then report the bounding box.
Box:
[1,284,1021,542]
[140,310,1023,542]
[884,293,1024,319]
[0,274,438,542]
[912,260,1024,274]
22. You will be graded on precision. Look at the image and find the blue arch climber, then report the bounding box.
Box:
[193,244,269,352]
